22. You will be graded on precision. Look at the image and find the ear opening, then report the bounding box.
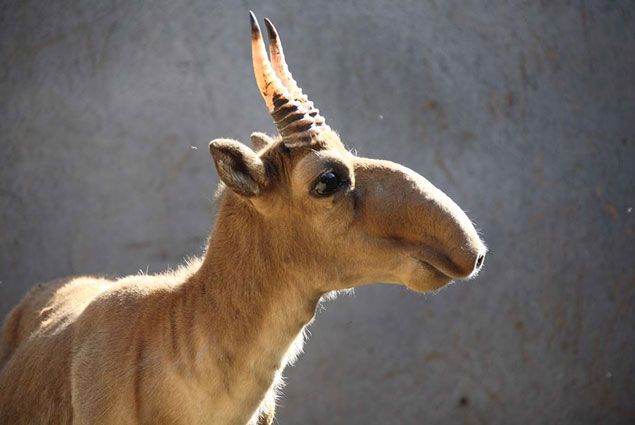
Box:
[250,132,274,151]
[209,139,267,197]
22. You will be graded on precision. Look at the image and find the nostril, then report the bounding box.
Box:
[475,254,485,270]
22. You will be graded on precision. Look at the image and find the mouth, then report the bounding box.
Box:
[385,239,462,291]
[407,256,454,292]
[411,256,452,280]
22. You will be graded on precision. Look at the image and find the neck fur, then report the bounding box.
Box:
[179,192,322,422]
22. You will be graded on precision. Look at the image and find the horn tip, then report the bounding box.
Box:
[249,11,260,36]
[263,18,278,41]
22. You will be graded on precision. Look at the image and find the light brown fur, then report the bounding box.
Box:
[1,15,487,423]
[0,130,485,425]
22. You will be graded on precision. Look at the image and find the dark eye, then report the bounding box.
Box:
[313,171,343,197]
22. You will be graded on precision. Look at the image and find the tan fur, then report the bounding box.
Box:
[0,129,485,425]
[1,14,488,421]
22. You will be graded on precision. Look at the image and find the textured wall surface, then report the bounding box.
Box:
[1,1,633,424]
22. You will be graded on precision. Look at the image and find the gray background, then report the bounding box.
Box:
[1,1,633,424]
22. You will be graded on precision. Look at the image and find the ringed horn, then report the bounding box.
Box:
[249,11,330,147]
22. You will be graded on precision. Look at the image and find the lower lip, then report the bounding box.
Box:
[414,257,452,280]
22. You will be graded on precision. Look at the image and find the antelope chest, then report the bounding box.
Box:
[148,344,287,425]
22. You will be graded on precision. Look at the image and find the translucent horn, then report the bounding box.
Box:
[249,11,290,111]
[250,12,329,144]
[263,18,308,104]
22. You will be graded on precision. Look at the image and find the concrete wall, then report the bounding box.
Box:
[1,1,633,423]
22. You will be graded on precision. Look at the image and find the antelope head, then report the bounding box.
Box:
[208,12,486,294]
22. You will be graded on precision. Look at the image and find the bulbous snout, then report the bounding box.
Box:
[443,234,487,279]
[354,158,486,282]
[412,192,487,280]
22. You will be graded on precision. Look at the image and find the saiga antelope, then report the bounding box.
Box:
[0,12,486,425]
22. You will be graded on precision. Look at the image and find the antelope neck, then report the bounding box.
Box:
[181,194,322,412]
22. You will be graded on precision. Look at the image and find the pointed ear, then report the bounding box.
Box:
[250,132,274,151]
[209,139,267,197]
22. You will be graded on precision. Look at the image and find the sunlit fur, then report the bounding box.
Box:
[0,128,485,425]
